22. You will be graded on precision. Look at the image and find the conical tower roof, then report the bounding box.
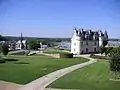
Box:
[104,30,108,39]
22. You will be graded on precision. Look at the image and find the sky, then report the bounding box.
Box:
[0,0,120,38]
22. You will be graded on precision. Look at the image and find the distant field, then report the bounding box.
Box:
[49,61,120,90]
[0,55,87,84]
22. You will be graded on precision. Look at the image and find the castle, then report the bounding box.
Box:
[71,28,108,54]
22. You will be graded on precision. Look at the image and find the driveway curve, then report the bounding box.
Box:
[18,55,97,90]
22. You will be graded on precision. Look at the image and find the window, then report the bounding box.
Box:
[74,43,76,45]
[94,42,97,45]
[94,48,96,52]
[81,41,83,46]
[86,41,88,45]
[74,48,75,51]
[97,50,99,52]
[86,48,88,52]
[86,36,89,40]
[81,50,83,54]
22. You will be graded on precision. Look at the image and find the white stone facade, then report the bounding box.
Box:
[71,28,108,54]
[16,40,27,50]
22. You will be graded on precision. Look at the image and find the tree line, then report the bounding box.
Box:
[27,39,55,50]
[100,46,120,56]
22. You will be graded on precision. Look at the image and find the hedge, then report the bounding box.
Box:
[60,52,73,58]
[9,50,30,55]
[9,51,25,55]
[0,58,6,63]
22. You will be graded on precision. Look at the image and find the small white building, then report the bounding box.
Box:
[16,40,27,50]
[39,42,47,50]
[71,28,108,54]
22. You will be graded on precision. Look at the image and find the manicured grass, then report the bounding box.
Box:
[49,61,120,90]
[0,55,88,84]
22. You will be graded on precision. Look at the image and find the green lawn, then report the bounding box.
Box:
[0,55,87,84]
[48,61,120,90]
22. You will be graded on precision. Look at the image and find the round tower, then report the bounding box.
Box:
[103,30,108,46]
[99,31,104,47]
[71,28,81,54]
[104,30,108,41]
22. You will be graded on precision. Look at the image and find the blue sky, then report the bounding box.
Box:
[0,0,120,38]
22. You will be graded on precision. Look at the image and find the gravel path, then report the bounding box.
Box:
[0,81,22,90]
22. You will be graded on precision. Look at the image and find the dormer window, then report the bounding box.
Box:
[81,41,83,46]
[94,48,96,52]
[86,48,88,52]
[93,35,96,40]
[85,35,89,40]
[87,36,89,40]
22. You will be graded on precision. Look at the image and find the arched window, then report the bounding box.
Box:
[85,35,89,40]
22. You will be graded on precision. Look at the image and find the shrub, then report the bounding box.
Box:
[0,59,5,63]
[4,59,18,61]
[110,53,120,72]
[1,43,9,56]
[14,62,29,64]
[0,56,5,63]
[9,51,25,55]
[109,53,120,80]
[25,50,30,56]
[100,46,106,55]
[60,52,73,58]
[59,48,64,50]
[90,54,94,57]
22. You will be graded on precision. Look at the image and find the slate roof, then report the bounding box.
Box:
[74,28,106,40]
[106,41,120,47]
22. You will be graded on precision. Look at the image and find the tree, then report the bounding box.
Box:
[103,39,108,47]
[103,40,108,47]
[105,47,113,56]
[110,53,120,80]
[0,35,7,41]
[100,46,114,56]
[28,39,40,50]
[100,46,106,55]
[1,43,9,56]
[109,47,120,56]
[0,35,3,41]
